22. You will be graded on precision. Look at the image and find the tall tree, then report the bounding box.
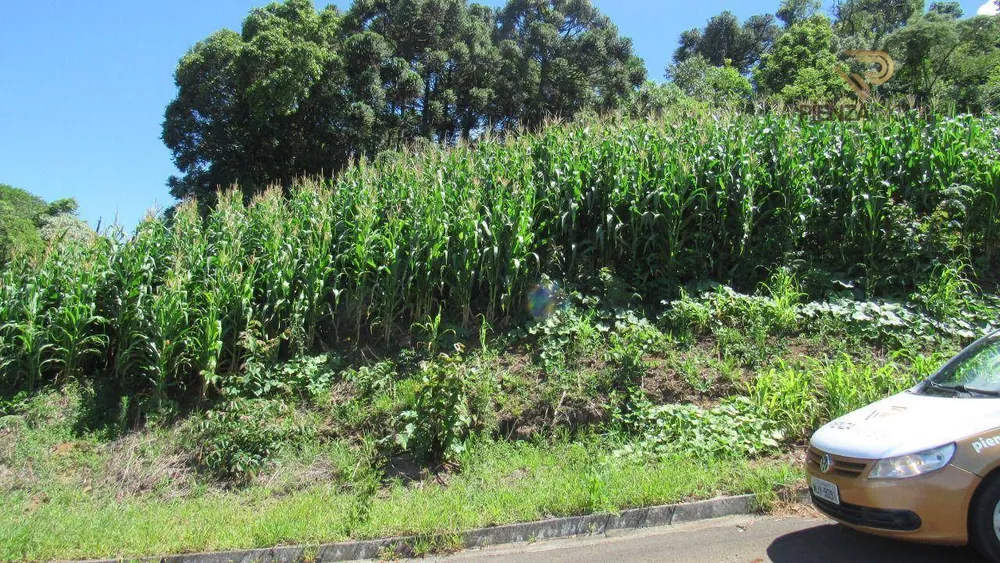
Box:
[945,14,1000,111]
[777,0,822,27]
[755,15,847,103]
[833,0,925,48]
[491,0,645,129]
[674,28,703,63]
[674,11,779,75]
[666,56,753,108]
[163,0,353,203]
[929,2,964,19]
[164,0,646,202]
[626,81,690,118]
[341,0,500,142]
[0,185,90,263]
[883,8,963,104]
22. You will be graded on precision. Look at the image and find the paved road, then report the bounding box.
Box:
[430,515,987,563]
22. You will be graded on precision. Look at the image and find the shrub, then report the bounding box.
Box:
[819,356,917,421]
[799,292,995,349]
[231,354,338,400]
[661,270,805,365]
[527,306,600,374]
[193,398,314,483]
[604,311,667,382]
[914,260,979,320]
[343,361,399,400]
[747,362,822,439]
[395,356,474,464]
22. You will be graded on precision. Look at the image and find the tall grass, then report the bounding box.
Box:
[748,355,925,439]
[2,112,998,413]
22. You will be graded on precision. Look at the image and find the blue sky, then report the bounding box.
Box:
[0,0,992,230]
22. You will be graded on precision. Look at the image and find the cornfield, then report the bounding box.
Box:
[2,112,999,411]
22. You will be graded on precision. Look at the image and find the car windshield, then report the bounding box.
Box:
[923,334,1000,395]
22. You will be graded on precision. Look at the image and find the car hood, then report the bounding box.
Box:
[810,390,1000,460]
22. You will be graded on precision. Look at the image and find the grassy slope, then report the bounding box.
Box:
[3,111,999,560]
[2,271,991,560]
[0,390,798,560]
[2,268,991,561]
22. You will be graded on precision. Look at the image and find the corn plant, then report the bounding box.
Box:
[1,111,998,413]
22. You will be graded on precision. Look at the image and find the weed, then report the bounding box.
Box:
[614,393,783,461]
[396,356,473,464]
[528,306,600,374]
[915,260,979,319]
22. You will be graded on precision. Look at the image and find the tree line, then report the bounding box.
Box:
[162,0,645,204]
[163,0,1000,204]
[0,185,90,265]
[660,0,1000,112]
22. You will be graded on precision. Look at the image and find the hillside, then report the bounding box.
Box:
[2,112,1000,559]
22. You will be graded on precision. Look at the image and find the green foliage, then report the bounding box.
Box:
[673,11,779,75]
[662,271,804,365]
[748,355,922,439]
[604,311,667,379]
[626,81,698,118]
[799,288,998,348]
[0,184,46,261]
[491,0,646,128]
[233,354,338,400]
[528,306,600,374]
[942,15,1000,112]
[344,361,399,400]
[776,0,822,27]
[396,356,474,464]
[614,394,784,460]
[833,0,924,48]
[164,0,644,201]
[755,15,846,103]
[0,185,89,264]
[193,398,314,482]
[412,310,458,356]
[883,10,963,104]
[747,361,821,437]
[666,56,753,109]
[4,113,1000,412]
[682,0,997,113]
[915,261,979,319]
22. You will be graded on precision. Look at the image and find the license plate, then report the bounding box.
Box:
[811,476,840,505]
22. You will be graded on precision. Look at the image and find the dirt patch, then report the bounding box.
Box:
[328,380,358,406]
[643,359,691,403]
[771,499,822,519]
[51,442,77,456]
[381,455,461,490]
[643,357,722,408]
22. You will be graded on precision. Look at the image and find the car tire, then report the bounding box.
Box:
[971,475,1000,563]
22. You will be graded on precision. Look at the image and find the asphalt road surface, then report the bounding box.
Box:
[430,514,988,563]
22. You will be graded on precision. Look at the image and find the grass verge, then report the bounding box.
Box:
[0,436,799,561]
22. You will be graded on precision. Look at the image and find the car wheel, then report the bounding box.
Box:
[971,475,1000,562]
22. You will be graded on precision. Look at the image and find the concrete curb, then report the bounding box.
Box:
[84,489,810,563]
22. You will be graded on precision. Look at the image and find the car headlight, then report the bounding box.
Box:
[868,443,956,479]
